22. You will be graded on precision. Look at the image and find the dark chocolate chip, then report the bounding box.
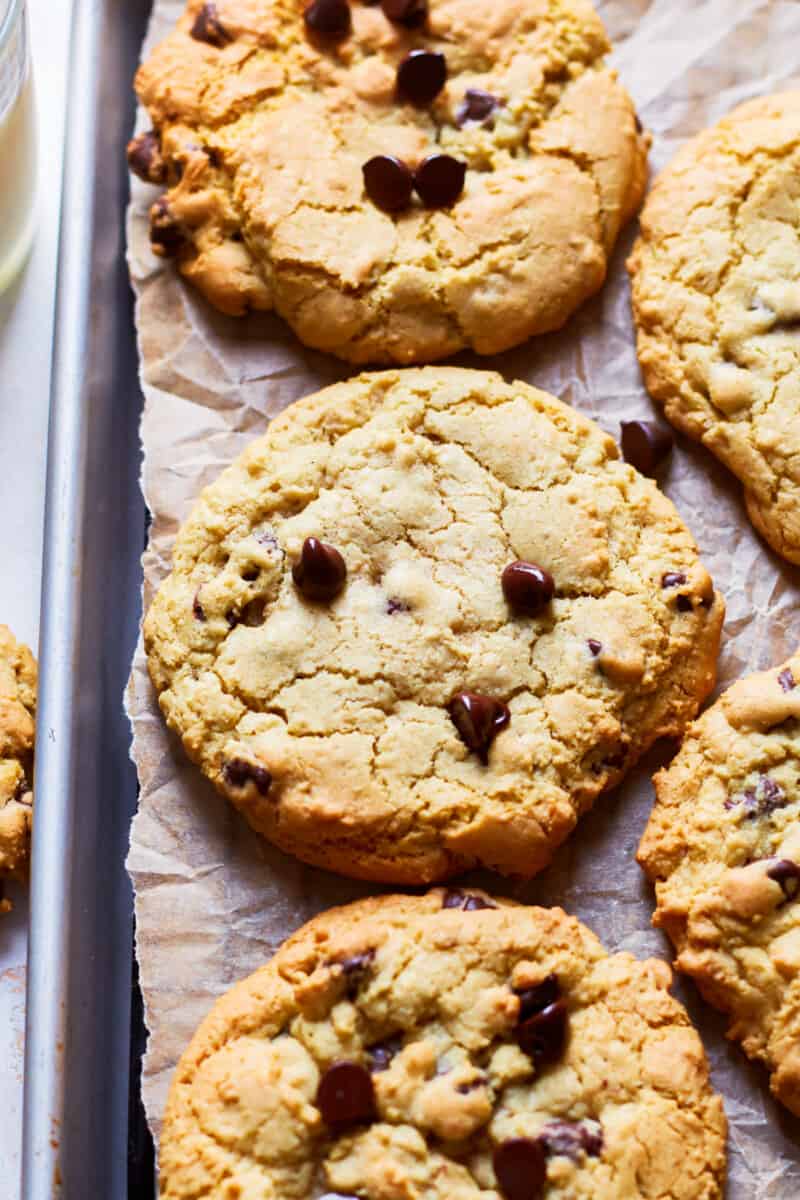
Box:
[778,667,796,693]
[502,561,555,616]
[448,692,510,764]
[397,50,447,107]
[766,858,800,901]
[456,88,500,127]
[538,1119,603,1161]
[516,999,568,1067]
[661,572,687,588]
[192,590,206,621]
[304,0,351,38]
[292,537,347,602]
[362,155,414,213]
[620,420,674,475]
[223,757,272,796]
[587,638,602,657]
[493,1138,547,1200]
[442,889,496,911]
[676,594,693,612]
[726,774,786,818]
[190,3,230,46]
[150,196,186,256]
[316,1061,377,1129]
[414,154,466,208]
[127,130,167,184]
[367,1035,403,1072]
[337,949,375,997]
[381,0,427,27]
[515,975,560,1022]
[386,596,410,614]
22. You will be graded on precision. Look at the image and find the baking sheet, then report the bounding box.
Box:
[127,0,800,1191]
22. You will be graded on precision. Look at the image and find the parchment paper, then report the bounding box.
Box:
[127,1,800,1191]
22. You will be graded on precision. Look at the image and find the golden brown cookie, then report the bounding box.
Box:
[628,92,800,565]
[159,891,728,1200]
[0,624,36,913]
[130,0,647,363]
[144,367,724,884]
[639,652,800,1114]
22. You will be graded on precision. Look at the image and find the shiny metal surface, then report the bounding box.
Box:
[21,0,150,1195]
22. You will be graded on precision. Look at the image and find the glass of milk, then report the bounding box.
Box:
[0,0,36,295]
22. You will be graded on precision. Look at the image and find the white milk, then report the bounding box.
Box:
[0,3,36,294]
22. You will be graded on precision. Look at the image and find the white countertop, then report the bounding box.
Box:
[0,0,72,1190]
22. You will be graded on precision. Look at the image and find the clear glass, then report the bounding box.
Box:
[0,0,36,294]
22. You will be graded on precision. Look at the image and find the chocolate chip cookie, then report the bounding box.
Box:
[159,890,727,1200]
[0,624,36,913]
[639,652,800,1114]
[130,0,647,363]
[144,367,724,883]
[628,92,800,565]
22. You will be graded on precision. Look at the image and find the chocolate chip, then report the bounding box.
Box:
[150,196,186,256]
[386,597,410,614]
[192,591,206,621]
[766,859,800,901]
[456,88,500,127]
[292,537,347,601]
[661,572,687,588]
[397,50,447,107]
[442,889,496,910]
[515,975,560,1022]
[223,757,272,796]
[362,155,414,213]
[316,1061,377,1129]
[538,1119,603,1161]
[516,999,568,1067]
[448,692,510,764]
[502,561,555,616]
[414,154,466,208]
[493,1138,547,1200]
[304,0,351,38]
[367,1035,402,1072]
[620,420,674,475]
[676,594,693,612]
[779,667,796,693]
[337,950,375,997]
[127,130,167,184]
[587,638,602,657]
[381,0,427,27]
[190,3,230,46]
[726,775,786,818]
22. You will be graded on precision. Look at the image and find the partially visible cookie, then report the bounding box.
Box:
[628,92,800,564]
[145,366,724,884]
[159,890,728,1200]
[131,0,647,363]
[0,624,37,913]
[639,652,800,1114]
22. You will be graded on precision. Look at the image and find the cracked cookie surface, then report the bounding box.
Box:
[639,651,800,1116]
[628,92,800,565]
[158,890,727,1200]
[144,367,724,883]
[0,624,36,913]
[132,0,647,363]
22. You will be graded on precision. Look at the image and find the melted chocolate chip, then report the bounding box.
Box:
[292,537,347,601]
[337,949,375,997]
[725,775,786,818]
[316,1061,377,1129]
[304,0,351,37]
[448,692,510,764]
[381,0,427,27]
[456,88,500,127]
[676,594,693,612]
[442,889,496,911]
[367,1035,403,1072]
[661,571,687,589]
[620,420,674,475]
[766,858,800,901]
[538,1119,603,1161]
[192,591,206,621]
[493,1138,547,1200]
[397,50,447,106]
[515,975,560,1022]
[223,757,272,796]
[362,155,414,213]
[779,667,796,693]
[127,130,167,184]
[516,999,568,1067]
[587,638,602,657]
[414,154,466,208]
[190,3,230,46]
[502,561,555,616]
[386,596,410,615]
[150,196,186,256]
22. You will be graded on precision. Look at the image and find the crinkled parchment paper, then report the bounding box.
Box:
[127,0,800,1190]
